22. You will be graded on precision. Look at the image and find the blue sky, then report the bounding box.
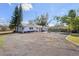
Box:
[0,3,79,26]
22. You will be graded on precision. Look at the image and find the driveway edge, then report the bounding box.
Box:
[66,35,79,46]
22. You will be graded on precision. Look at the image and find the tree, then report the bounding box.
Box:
[65,10,77,32]
[68,10,76,18]
[57,9,79,32]
[9,16,16,29]
[28,20,34,25]
[9,4,23,32]
[74,16,79,32]
[35,13,48,27]
[34,13,48,31]
[9,6,19,30]
[54,16,61,26]
[18,4,23,26]
[54,16,60,22]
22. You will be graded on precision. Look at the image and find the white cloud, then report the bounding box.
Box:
[0,17,9,26]
[21,3,32,11]
[0,18,5,23]
[48,23,54,27]
[8,3,32,11]
[22,21,28,25]
[8,3,12,6]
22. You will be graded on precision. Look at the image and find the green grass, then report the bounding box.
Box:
[67,34,79,45]
[0,36,4,47]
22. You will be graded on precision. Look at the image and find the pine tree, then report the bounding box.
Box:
[9,6,19,30]
[18,4,23,26]
[9,4,23,32]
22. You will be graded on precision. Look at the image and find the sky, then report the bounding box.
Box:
[0,3,79,26]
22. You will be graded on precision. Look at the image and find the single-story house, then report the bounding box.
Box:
[16,24,48,33]
[0,25,10,31]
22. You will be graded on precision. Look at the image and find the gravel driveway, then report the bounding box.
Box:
[0,32,79,56]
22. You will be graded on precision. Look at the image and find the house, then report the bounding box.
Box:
[16,24,48,33]
[0,25,10,31]
[0,25,3,31]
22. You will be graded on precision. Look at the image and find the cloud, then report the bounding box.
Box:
[8,3,12,6]
[48,23,54,26]
[8,3,32,11]
[22,21,28,25]
[0,18,5,22]
[0,17,9,26]
[21,3,32,11]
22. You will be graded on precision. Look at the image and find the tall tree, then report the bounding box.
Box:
[58,9,78,32]
[9,4,23,32]
[28,20,34,25]
[34,13,48,31]
[35,13,48,27]
[18,4,23,26]
[68,10,76,18]
[9,6,19,30]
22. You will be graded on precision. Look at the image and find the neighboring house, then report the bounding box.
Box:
[0,27,2,31]
[16,24,48,33]
[0,25,10,31]
[0,25,2,31]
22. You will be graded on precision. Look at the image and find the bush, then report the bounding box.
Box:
[48,27,67,32]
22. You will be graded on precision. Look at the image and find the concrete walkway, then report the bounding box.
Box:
[0,32,79,56]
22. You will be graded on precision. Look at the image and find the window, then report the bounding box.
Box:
[29,27,33,30]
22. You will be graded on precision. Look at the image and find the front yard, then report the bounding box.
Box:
[0,35,4,47]
[0,31,13,47]
[67,34,79,46]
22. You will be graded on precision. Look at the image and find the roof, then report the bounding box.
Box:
[23,24,42,28]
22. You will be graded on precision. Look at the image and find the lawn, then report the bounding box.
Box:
[67,34,79,45]
[0,31,13,47]
[0,35,5,47]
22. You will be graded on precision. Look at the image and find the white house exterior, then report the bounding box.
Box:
[16,24,48,33]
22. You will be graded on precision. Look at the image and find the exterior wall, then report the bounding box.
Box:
[23,27,30,32]
[18,27,23,32]
[17,25,48,33]
[22,26,38,32]
[33,27,39,32]
[15,26,23,32]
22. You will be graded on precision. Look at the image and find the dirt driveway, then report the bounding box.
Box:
[0,32,79,56]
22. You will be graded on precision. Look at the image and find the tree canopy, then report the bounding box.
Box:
[55,9,79,32]
[35,13,48,27]
[9,4,23,31]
